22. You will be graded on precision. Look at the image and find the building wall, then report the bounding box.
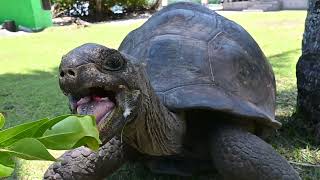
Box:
[223,0,308,10]
[280,0,308,10]
[222,1,251,10]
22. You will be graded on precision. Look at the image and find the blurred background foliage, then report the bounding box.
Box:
[50,0,219,20]
[51,0,158,19]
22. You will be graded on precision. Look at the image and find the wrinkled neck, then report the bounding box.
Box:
[124,66,186,156]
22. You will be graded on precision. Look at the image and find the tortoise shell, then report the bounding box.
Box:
[119,2,279,128]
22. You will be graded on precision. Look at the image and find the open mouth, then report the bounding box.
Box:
[68,87,119,125]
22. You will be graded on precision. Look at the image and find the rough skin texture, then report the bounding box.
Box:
[296,0,320,140]
[44,137,126,180]
[210,126,300,180]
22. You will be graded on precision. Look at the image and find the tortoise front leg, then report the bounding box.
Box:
[210,125,300,180]
[44,136,128,180]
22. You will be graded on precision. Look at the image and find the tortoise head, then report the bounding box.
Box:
[59,43,142,143]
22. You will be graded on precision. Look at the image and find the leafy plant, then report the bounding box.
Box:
[0,113,101,178]
[51,0,151,19]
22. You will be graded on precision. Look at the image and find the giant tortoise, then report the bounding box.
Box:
[45,2,300,180]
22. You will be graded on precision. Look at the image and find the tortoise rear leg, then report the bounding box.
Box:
[210,125,300,180]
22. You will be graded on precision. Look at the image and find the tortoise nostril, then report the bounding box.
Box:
[60,71,65,77]
[68,70,76,76]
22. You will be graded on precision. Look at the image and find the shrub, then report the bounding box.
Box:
[52,0,153,18]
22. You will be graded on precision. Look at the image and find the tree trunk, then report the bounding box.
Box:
[296,0,320,139]
[150,0,162,10]
[95,0,103,19]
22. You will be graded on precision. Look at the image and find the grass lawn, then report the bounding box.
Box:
[1,11,319,179]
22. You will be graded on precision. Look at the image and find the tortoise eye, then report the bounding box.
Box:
[104,52,125,71]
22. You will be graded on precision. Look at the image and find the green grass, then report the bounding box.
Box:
[1,11,319,179]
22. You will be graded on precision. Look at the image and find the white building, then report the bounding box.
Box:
[222,0,308,11]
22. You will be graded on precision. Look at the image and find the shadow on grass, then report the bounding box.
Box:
[266,49,320,179]
[0,68,68,128]
[268,48,300,76]
[268,48,301,61]
[266,49,314,148]
[270,87,320,179]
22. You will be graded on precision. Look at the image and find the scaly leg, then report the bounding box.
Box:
[210,125,301,180]
[44,136,130,180]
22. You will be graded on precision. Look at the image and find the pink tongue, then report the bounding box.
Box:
[76,96,115,123]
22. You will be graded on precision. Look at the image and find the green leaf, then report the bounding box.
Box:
[74,136,100,151]
[0,115,101,177]
[0,152,15,169]
[33,115,72,137]
[0,163,14,178]
[0,115,100,150]
[3,138,55,161]
[38,116,101,151]
[0,118,50,147]
[0,115,73,147]
[0,113,4,129]
[0,152,15,178]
